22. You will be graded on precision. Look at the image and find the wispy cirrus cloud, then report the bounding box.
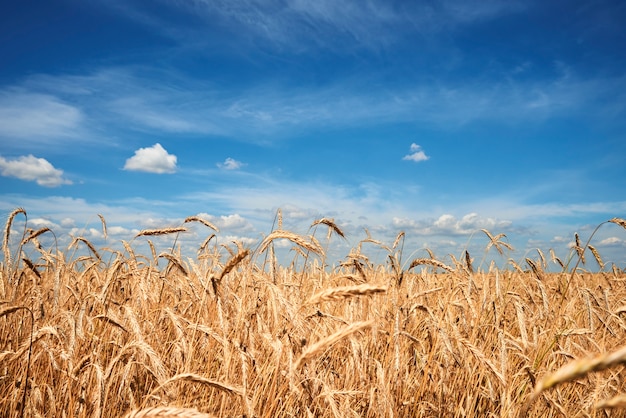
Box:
[101,0,525,51]
[3,65,624,151]
[0,90,84,142]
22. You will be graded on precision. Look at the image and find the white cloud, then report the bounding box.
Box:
[217,157,245,170]
[597,237,625,247]
[60,218,76,228]
[116,0,523,51]
[69,227,104,240]
[27,218,60,230]
[402,143,430,162]
[124,143,177,174]
[551,236,569,243]
[0,154,72,187]
[196,213,255,232]
[8,66,622,147]
[392,213,511,236]
[107,225,138,236]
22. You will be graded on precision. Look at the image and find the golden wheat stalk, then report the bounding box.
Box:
[549,248,564,269]
[293,320,374,370]
[135,227,187,238]
[455,336,506,386]
[574,232,585,264]
[20,227,51,246]
[536,248,547,268]
[258,230,323,256]
[482,229,513,255]
[219,249,250,280]
[184,216,219,232]
[93,314,129,333]
[588,245,604,269]
[97,214,107,240]
[596,394,626,409]
[311,217,346,239]
[609,217,626,230]
[158,252,188,275]
[22,257,42,279]
[3,207,26,271]
[0,305,29,318]
[527,344,626,406]
[525,258,542,280]
[392,231,405,250]
[304,284,387,305]
[198,234,216,253]
[123,406,216,418]
[150,373,244,398]
[70,236,101,260]
[407,258,454,273]
[464,250,474,274]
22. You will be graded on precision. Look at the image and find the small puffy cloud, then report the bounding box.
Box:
[551,236,569,243]
[60,218,76,228]
[69,227,104,239]
[107,226,138,236]
[124,143,177,174]
[217,157,245,170]
[402,143,430,162]
[29,218,59,228]
[222,235,258,247]
[0,154,72,187]
[196,213,254,232]
[597,237,625,247]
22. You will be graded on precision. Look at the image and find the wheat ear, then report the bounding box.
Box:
[407,258,454,272]
[305,284,386,304]
[609,217,626,230]
[596,394,626,409]
[526,344,626,407]
[123,406,216,418]
[3,208,26,272]
[135,227,187,237]
[183,216,219,232]
[294,320,373,370]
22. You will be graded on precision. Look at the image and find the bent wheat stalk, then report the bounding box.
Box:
[293,320,374,370]
[258,230,323,256]
[304,284,387,305]
[123,406,216,418]
[147,373,244,399]
[524,344,626,412]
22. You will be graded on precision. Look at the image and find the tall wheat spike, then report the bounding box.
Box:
[3,208,26,276]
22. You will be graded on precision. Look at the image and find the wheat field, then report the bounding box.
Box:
[1,208,626,418]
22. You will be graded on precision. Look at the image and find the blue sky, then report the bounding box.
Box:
[1,0,625,270]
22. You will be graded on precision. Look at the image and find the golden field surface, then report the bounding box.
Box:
[1,209,626,418]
